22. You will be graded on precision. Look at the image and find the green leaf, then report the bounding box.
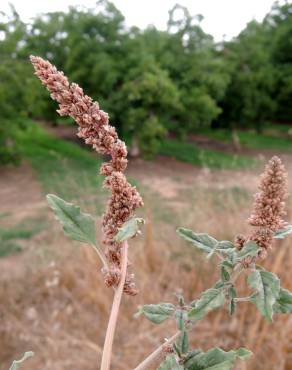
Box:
[273,288,292,313]
[9,352,34,370]
[247,269,280,321]
[228,286,237,315]
[47,194,97,246]
[158,354,183,370]
[114,217,144,242]
[177,228,236,258]
[235,241,258,261]
[184,347,252,370]
[138,303,175,324]
[216,241,236,253]
[175,309,187,330]
[176,331,189,354]
[274,224,292,239]
[220,264,230,282]
[177,228,218,253]
[188,288,225,321]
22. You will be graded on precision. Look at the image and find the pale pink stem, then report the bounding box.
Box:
[133,331,180,370]
[100,241,128,370]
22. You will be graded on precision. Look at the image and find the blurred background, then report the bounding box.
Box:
[0,0,292,369]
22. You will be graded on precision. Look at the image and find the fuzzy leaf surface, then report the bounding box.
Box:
[273,288,292,313]
[9,352,34,370]
[247,269,280,321]
[114,217,144,242]
[184,347,252,370]
[177,228,236,258]
[47,194,96,246]
[158,354,183,370]
[235,241,258,261]
[177,228,217,253]
[188,288,225,321]
[176,331,189,354]
[138,303,175,324]
[274,224,292,239]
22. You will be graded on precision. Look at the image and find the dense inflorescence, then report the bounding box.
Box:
[245,156,288,262]
[30,56,143,295]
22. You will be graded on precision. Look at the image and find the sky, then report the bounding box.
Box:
[2,0,287,41]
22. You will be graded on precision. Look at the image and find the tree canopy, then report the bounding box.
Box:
[1,0,292,162]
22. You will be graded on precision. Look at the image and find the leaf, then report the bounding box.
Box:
[175,309,187,330]
[177,228,236,258]
[273,288,292,313]
[220,264,230,282]
[216,241,236,253]
[274,224,292,239]
[114,217,144,242]
[138,303,175,324]
[247,269,280,321]
[47,194,97,246]
[177,228,218,253]
[228,286,237,315]
[176,331,189,354]
[184,347,252,370]
[9,352,34,370]
[188,288,225,321]
[158,354,183,370]
[235,241,258,261]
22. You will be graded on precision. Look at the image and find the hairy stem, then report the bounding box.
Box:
[100,241,128,370]
[133,331,180,370]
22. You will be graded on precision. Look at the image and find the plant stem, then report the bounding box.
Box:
[100,241,128,370]
[234,296,252,302]
[134,263,245,370]
[133,331,180,370]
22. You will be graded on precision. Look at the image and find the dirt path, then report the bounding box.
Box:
[0,162,46,225]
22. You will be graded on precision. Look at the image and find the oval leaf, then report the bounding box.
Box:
[247,269,280,321]
[184,347,252,370]
[188,288,225,321]
[273,287,292,313]
[138,303,175,324]
[47,194,97,246]
[114,218,144,242]
[177,228,218,253]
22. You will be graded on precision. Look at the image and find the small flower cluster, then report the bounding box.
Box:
[30,56,143,295]
[235,156,288,264]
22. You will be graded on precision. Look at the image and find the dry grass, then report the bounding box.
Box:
[1,161,292,370]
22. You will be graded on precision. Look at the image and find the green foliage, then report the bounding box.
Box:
[16,122,103,204]
[176,331,189,355]
[188,288,225,321]
[0,218,46,257]
[184,347,252,370]
[177,228,236,259]
[9,351,34,370]
[274,225,292,239]
[138,303,176,324]
[158,355,183,370]
[114,217,144,243]
[235,241,258,262]
[247,269,280,322]
[46,194,97,246]
[274,288,292,314]
[159,139,256,170]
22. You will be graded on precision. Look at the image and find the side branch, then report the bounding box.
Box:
[133,331,180,370]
